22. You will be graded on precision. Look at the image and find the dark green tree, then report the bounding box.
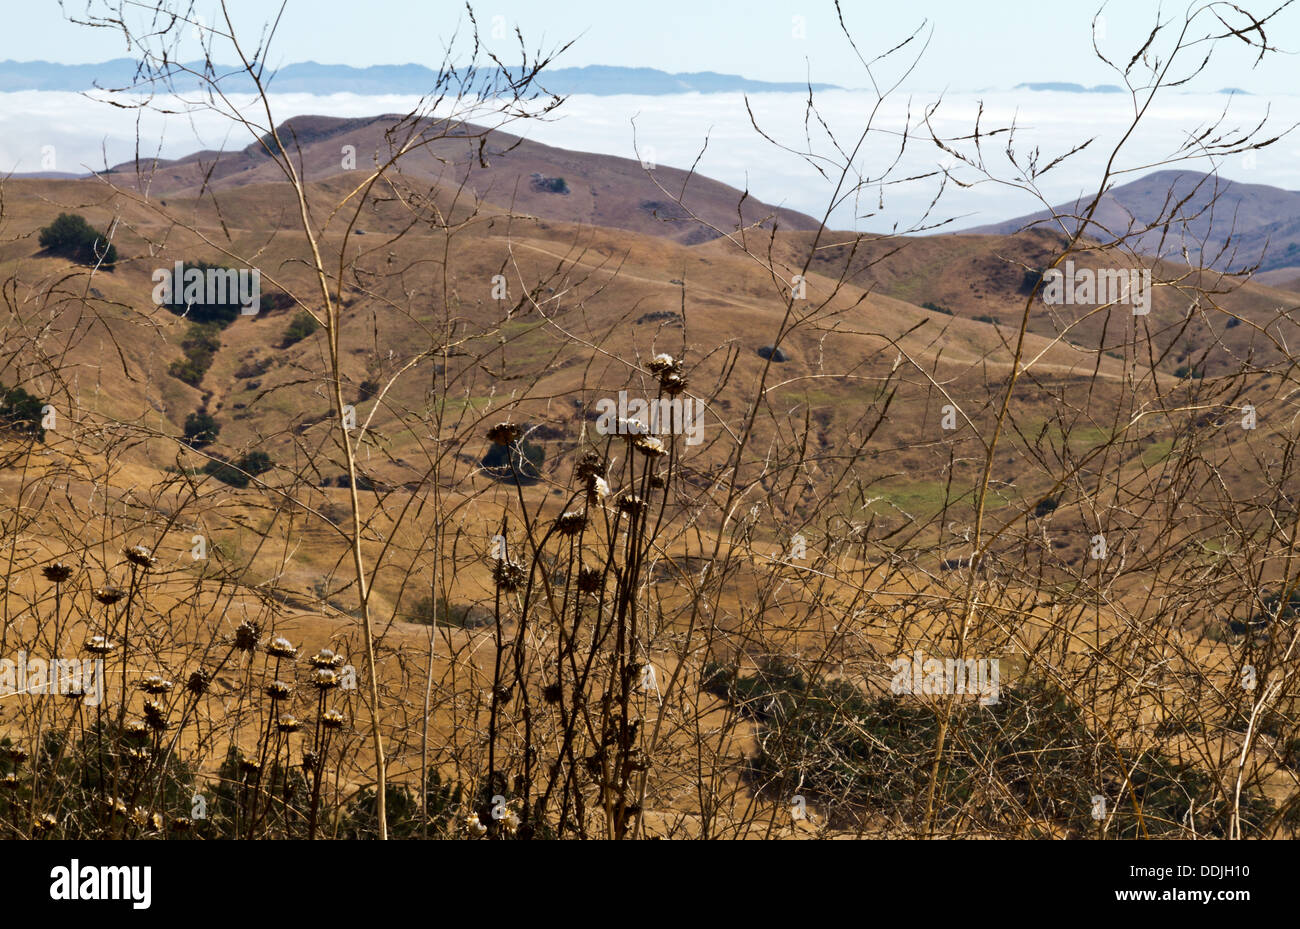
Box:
[38,212,118,269]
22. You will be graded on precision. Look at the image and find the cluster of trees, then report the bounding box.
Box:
[38,213,117,269]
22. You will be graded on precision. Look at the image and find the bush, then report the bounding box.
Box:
[183,410,220,447]
[726,664,1274,835]
[169,322,223,386]
[160,262,245,326]
[203,459,249,488]
[921,301,953,315]
[1174,364,1204,379]
[1034,496,1060,517]
[38,213,117,269]
[530,173,570,195]
[0,383,47,442]
[481,439,544,485]
[239,450,273,476]
[281,311,320,346]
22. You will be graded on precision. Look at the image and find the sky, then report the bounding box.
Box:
[6,0,1298,93]
[1,2,1297,231]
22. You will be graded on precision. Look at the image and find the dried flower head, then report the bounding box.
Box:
[171,817,193,832]
[494,559,526,592]
[0,774,20,790]
[321,709,347,730]
[647,353,676,374]
[240,758,262,778]
[266,636,298,660]
[617,417,649,437]
[542,682,563,704]
[265,680,294,701]
[124,747,151,763]
[33,813,57,833]
[577,567,604,593]
[185,669,211,696]
[277,716,302,733]
[124,545,156,569]
[142,700,169,732]
[8,746,29,766]
[123,720,150,741]
[499,808,522,834]
[129,807,152,828]
[463,812,488,837]
[93,587,125,605]
[84,635,117,656]
[617,494,646,517]
[648,473,666,489]
[301,750,319,771]
[487,423,522,445]
[585,474,610,505]
[555,510,587,536]
[633,434,666,458]
[138,675,173,696]
[311,668,339,691]
[661,372,688,396]
[41,562,73,584]
[575,451,603,480]
[232,619,261,652]
[310,649,344,670]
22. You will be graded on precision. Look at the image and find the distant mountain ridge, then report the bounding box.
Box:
[0,59,839,96]
[962,169,1300,275]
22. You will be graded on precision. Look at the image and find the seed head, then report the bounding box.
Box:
[311,668,339,691]
[185,669,211,696]
[232,619,261,652]
[633,434,666,458]
[463,812,488,837]
[41,562,73,584]
[310,649,344,670]
[647,353,676,374]
[139,675,174,695]
[93,587,126,605]
[577,567,604,593]
[266,636,298,660]
[321,709,347,730]
[124,545,156,569]
[617,494,646,517]
[661,372,688,396]
[84,635,117,656]
[494,559,526,592]
[142,700,169,731]
[265,680,294,701]
[555,510,587,536]
[278,716,302,733]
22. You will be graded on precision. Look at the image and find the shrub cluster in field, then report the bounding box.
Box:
[710,662,1281,837]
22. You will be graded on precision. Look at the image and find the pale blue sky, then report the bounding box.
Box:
[7,1,1296,93]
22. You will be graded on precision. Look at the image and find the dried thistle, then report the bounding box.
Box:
[41,562,73,584]
[232,619,261,652]
[266,636,298,660]
[93,587,125,605]
[124,545,156,569]
[555,510,587,536]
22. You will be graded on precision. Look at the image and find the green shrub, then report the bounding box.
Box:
[0,383,47,441]
[281,311,320,346]
[183,410,220,447]
[724,663,1274,835]
[239,450,273,476]
[169,322,223,386]
[481,439,544,485]
[38,212,117,269]
[203,459,249,488]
